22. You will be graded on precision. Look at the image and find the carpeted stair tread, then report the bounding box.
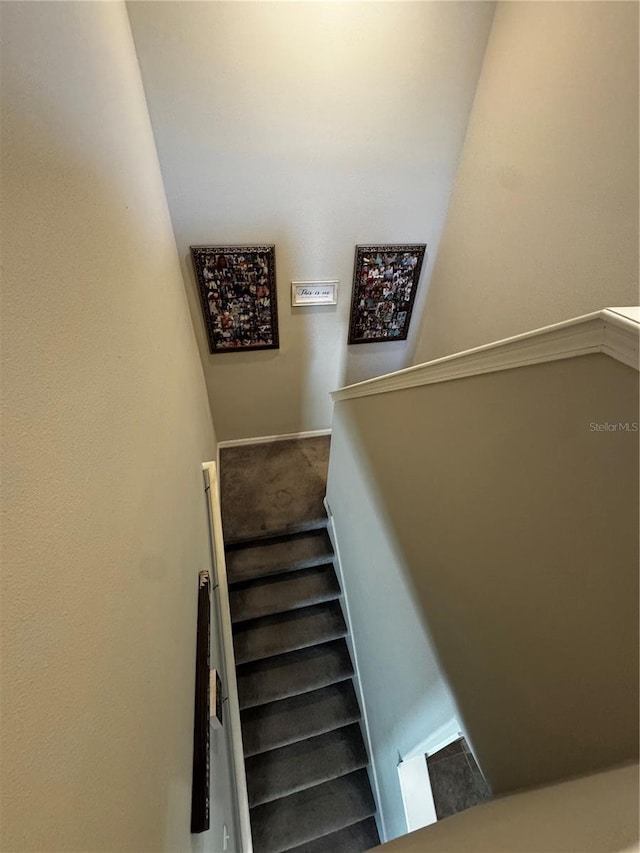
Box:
[236,640,354,710]
[246,723,368,807]
[226,518,328,547]
[250,769,375,853]
[233,601,347,665]
[226,529,334,585]
[281,817,381,853]
[230,564,340,624]
[241,681,361,757]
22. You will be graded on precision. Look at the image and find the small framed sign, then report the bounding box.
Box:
[291,281,338,307]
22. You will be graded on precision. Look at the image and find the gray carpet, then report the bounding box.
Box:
[226,528,334,584]
[236,640,355,710]
[241,682,362,757]
[232,601,348,665]
[245,723,368,807]
[250,770,376,853]
[221,439,380,853]
[230,564,340,624]
[282,818,381,853]
[220,437,330,543]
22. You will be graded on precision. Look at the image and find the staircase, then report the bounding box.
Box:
[226,524,381,853]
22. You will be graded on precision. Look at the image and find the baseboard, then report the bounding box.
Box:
[217,428,331,449]
[324,497,388,844]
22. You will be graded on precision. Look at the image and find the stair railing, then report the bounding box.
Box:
[203,460,253,853]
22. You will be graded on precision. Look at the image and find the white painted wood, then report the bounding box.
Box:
[202,462,253,853]
[403,719,464,763]
[398,754,437,833]
[602,308,640,369]
[324,497,388,843]
[399,722,493,834]
[332,307,639,402]
[218,428,331,449]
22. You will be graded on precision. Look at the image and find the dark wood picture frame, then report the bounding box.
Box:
[347,244,426,344]
[191,245,279,353]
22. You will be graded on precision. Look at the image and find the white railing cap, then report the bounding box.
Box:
[331,307,639,402]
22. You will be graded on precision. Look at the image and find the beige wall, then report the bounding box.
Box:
[328,354,638,801]
[379,763,639,853]
[1,3,220,850]
[126,1,496,440]
[327,418,459,840]
[414,1,639,363]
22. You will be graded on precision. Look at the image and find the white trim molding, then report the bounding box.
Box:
[402,718,464,763]
[332,307,639,402]
[202,461,253,853]
[218,428,331,449]
[398,753,437,834]
[323,497,387,844]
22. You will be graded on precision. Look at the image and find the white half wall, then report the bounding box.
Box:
[126,0,496,440]
[326,419,459,841]
[327,353,638,806]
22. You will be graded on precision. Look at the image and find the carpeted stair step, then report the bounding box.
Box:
[246,723,368,807]
[226,528,334,585]
[241,681,361,757]
[227,516,328,546]
[281,817,380,853]
[233,601,347,665]
[236,640,354,710]
[230,564,340,624]
[250,768,376,853]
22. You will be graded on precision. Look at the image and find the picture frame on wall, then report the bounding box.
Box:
[190,245,279,353]
[347,244,426,344]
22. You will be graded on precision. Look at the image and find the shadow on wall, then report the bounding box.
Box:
[328,354,639,804]
[326,406,461,840]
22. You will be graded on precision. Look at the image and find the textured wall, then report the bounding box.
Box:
[1,3,221,850]
[381,763,639,853]
[327,419,459,840]
[328,354,638,807]
[126,0,496,440]
[414,1,639,363]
